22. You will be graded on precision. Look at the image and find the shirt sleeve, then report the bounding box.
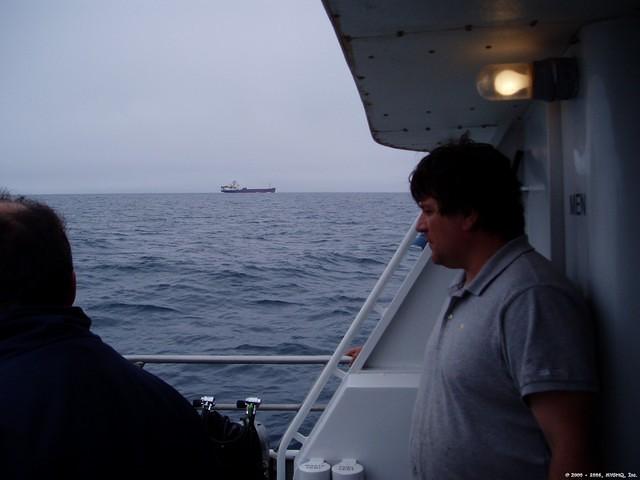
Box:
[500,284,599,398]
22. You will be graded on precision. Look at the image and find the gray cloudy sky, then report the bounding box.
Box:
[0,0,420,194]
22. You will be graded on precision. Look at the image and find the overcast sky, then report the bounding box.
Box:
[0,0,421,194]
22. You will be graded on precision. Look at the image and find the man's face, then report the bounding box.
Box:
[416,197,469,268]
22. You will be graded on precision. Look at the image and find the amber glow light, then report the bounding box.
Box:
[477,58,579,102]
[476,63,532,101]
[494,69,531,96]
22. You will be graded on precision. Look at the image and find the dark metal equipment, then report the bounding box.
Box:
[194,395,270,480]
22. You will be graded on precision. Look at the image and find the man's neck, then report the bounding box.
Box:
[463,234,509,285]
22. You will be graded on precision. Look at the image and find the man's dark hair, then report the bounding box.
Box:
[409,139,525,240]
[0,192,74,307]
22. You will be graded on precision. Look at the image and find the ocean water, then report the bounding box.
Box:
[39,192,420,446]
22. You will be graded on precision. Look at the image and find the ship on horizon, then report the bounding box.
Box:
[220,180,276,193]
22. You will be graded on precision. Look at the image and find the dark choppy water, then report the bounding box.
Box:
[38,192,419,446]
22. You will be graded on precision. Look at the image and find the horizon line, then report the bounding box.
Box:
[24,190,409,196]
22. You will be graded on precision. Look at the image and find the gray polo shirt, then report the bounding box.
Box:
[409,236,598,480]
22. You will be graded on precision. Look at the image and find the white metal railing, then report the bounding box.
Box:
[213,403,326,412]
[275,215,420,479]
[123,354,350,413]
[124,354,352,365]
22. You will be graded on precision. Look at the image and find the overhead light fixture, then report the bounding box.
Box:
[477,63,532,100]
[476,58,579,102]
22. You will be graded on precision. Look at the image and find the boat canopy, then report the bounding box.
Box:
[322,0,638,151]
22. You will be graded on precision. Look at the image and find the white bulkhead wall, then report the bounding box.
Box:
[569,17,640,471]
[501,17,640,471]
[498,102,565,271]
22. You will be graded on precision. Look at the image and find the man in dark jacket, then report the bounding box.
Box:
[0,193,214,479]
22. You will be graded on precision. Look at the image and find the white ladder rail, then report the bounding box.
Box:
[276,215,420,479]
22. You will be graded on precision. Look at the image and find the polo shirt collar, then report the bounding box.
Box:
[448,235,534,297]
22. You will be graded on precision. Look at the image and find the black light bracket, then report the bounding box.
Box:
[533,58,579,101]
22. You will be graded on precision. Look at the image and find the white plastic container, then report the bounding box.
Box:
[331,459,364,479]
[296,458,331,480]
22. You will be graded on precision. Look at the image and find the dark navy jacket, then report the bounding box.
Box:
[0,306,215,479]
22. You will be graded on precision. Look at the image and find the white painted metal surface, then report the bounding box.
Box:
[321,0,638,151]
[356,252,456,371]
[124,354,352,365]
[296,372,422,479]
[565,18,640,469]
[499,20,640,470]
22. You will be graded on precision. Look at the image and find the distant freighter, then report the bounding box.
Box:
[220,181,276,193]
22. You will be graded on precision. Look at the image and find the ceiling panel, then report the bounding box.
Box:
[323,0,639,150]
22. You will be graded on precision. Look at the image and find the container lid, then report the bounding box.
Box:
[298,458,331,473]
[331,458,364,477]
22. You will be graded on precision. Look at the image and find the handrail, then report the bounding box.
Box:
[123,356,341,413]
[123,355,341,413]
[124,354,352,365]
[215,403,326,412]
[276,215,420,479]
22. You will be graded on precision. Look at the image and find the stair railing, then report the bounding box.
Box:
[276,215,420,479]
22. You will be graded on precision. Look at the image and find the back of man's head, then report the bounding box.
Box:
[409,138,525,241]
[0,192,74,307]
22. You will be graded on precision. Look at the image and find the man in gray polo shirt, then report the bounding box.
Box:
[408,141,598,479]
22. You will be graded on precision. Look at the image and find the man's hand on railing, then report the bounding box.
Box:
[345,346,363,365]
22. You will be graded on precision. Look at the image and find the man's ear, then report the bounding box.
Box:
[65,271,77,307]
[462,210,479,231]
